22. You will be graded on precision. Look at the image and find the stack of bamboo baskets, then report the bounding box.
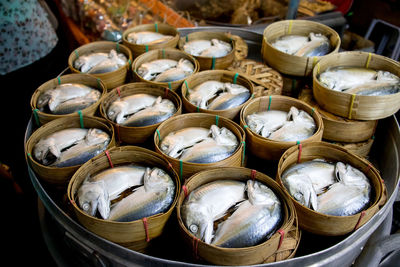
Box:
[24,19,396,266]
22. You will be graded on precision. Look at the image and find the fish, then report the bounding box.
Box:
[344,81,400,96]
[33,128,110,167]
[75,50,127,74]
[127,31,173,45]
[272,32,330,57]
[183,40,212,56]
[107,93,158,124]
[211,180,281,248]
[108,167,175,222]
[246,110,288,138]
[120,97,176,127]
[37,83,101,114]
[187,80,225,109]
[77,180,110,219]
[199,39,232,58]
[153,59,194,82]
[137,59,178,81]
[207,83,250,110]
[267,106,316,142]
[318,67,400,93]
[181,180,246,243]
[160,127,210,158]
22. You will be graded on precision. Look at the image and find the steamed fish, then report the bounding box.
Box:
[211,180,281,248]
[137,58,194,82]
[37,83,101,115]
[33,128,110,167]
[272,32,330,57]
[153,59,194,82]
[74,49,127,74]
[181,180,246,243]
[127,31,173,45]
[318,66,400,96]
[183,38,232,58]
[246,110,287,138]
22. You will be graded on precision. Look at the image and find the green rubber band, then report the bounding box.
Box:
[196,106,200,112]
[185,35,188,42]
[251,93,255,99]
[74,50,79,59]
[57,76,61,84]
[96,78,101,89]
[296,141,300,145]
[233,73,239,84]
[27,152,32,158]
[145,45,149,52]
[268,95,272,110]
[167,82,172,89]
[116,42,120,53]
[162,49,165,58]
[243,125,248,129]
[33,109,41,127]
[184,80,190,90]
[156,129,162,141]
[179,160,183,182]
[241,141,246,166]
[215,115,219,126]
[372,135,375,140]
[78,110,84,128]
[155,23,159,33]
[311,108,315,116]
[128,59,132,67]
[211,57,216,70]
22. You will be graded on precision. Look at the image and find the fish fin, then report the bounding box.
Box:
[203,220,214,244]
[97,189,110,219]
[48,143,61,159]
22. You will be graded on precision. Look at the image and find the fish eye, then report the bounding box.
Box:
[82,202,90,211]
[189,224,198,233]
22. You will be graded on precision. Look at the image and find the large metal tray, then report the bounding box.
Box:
[25,27,400,266]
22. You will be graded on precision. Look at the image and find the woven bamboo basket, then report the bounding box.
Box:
[132,48,199,92]
[99,82,182,145]
[240,95,324,161]
[181,70,254,120]
[25,115,115,188]
[298,87,378,142]
[176,167,298,266]
[281,73,311,97]
[329,138,374,158]
[178,31,235,71]
[276,141,386,236]
[30,74,106,126]
[122,23,179,58]
[262,20,341,77]
[67,146,180,252]
[313,51,400,120]
[68,41,132,90]
[154,113,245,182]
[227,59,283,97]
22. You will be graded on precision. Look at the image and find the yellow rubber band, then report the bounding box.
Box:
[288,20,293,34]
[316,63,321,75]
[365,53,372,68]
[348,94,356,119]
[312,56,318,67]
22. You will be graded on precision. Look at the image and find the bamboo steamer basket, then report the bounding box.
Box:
[67,146,180,252]
[276,141,386,236]
[132,48,199,92]
[154,113,245,182]
[181,70,254,120]
[240,95,324,161]
[122,23,179,58]
[25,115,115,188]
[176,167,298,266]
[99,82,182,145]
[227,59,283,97]
[298,87,378,142]
[68,41,132,90]
[313,51,400,120]
[329,138,374,158]
[281,73,310,97]
[178,31,235,71]
[30,74,106,126]
[261,20,341,77]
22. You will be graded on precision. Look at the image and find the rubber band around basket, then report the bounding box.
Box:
[156,129,162,142]
[268,95,272,110]
[182,185,188,198]
[116,124,121,144]
[241,141,246,166]
[277,229,285,250]
[233,73,239,84]
[354,211,366,231]
[162,49,165,58]
[196,106,200,112]
[348,94,356,119]
[184,80,190,91]
[297,142,302,163]
[164,88,169,98]
[288,20,293,34]
[33,109,41,127]
[96,78,101,89]
[316,63,321,75]
[167,82,172,90]
[116,42,120,53]
[105,150,114,168]
[74,50,79,59]
[185,35,188,42]
[363,163,373,174]
[365,53,372,69]
[142,218,150,242]
[211,57,216,70]
[116,87,121,97]
[57,76,61,84]
[179,160,183,182]
[311,108,315,116]
[215,115,219,126]
[312,56,318,68]
[145,45,149,52]
[192,237,200,259]
[154,23,159,33]
[251,169,257,180]
[78,110,84,128]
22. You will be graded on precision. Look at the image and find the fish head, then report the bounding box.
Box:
[247,180,279,206]
[85,128,110,147]
[160,135,186,158]
[144,167,173,191]
[335,162,370,189]
[282,173,318,210]
[36,91,53,110]
[77,180,110,219]
[107,100,127,123]
[182,203,213,243]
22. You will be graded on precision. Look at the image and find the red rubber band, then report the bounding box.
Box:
[251,169,257,180]
[164,88,169,98]
[142,217,150,242]
[116,124,121,144]
[297,143,302,163]
[192,237,199,259]
[363,163,372,174]
[116,87,121,97]
[182,185,188,198]
[277,229,285,250]
[105,150,114,168]
[354,211,366,231]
